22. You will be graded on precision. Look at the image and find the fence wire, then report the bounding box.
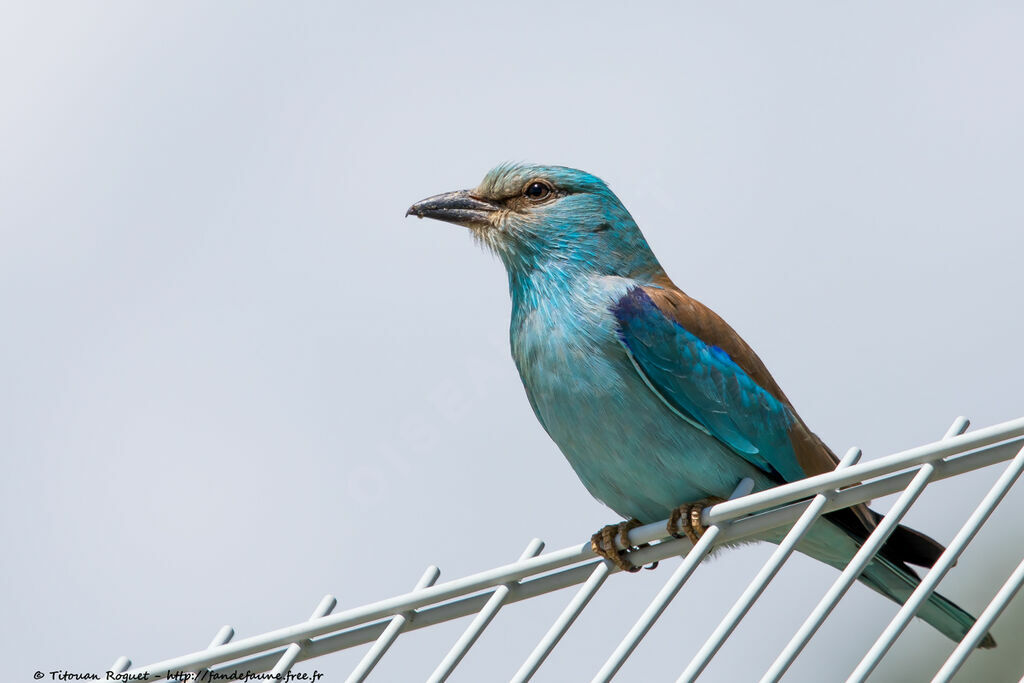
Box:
[109,415,1024,682]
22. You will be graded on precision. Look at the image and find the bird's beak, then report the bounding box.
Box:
[405,190,500,229]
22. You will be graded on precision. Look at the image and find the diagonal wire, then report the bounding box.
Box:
[106,416,1024,682]
[678,447,863,683]
[188,626,234,683]
[210,438,1024,682]
[270,595,338,678]
[592,478,756,683]
[428,538,545,683]
[167,625,235,683]
[346,565,441,683]
[849,441,1024,682]
[761,417,970,683]
[109,657,131,675]
[512,559,612,682]
[933,554,1024,682]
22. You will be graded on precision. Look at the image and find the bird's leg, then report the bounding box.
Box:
[667,497,726,545]
[590,518,643,572]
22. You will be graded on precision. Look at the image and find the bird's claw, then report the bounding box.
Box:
[667,497,726,545]
[590,519,643,572]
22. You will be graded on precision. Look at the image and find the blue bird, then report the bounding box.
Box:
[407,162,994,648]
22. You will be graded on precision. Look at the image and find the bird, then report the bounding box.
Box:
[406,162,995,648]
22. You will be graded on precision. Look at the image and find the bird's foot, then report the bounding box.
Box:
[590,519,644,572]
[667,497,726,545]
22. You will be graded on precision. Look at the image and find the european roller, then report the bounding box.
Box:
[407,163,994,648]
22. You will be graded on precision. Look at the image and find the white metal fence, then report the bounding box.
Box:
[109,415,1024,682]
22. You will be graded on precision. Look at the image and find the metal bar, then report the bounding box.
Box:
[115,419,1024,680]
[722,439,1019,549]
[211,559,608,677]
[131,438,1019,682]
[346,565,441,683]
[678,448,863,683]
[199,435,1021,679]
[939,418,972,451]
[761,417,970,683]
[270,595,338,678]
[512,561,612,683]
[933,555,1024,682]
[179,625,234,683]
[593,478,756,683]
[428,538,545,683]
[208,625,235,647]
[849,443,1024,682]
[703,417,1024,528]
[210,433,1010,677]
[135,544,591,678]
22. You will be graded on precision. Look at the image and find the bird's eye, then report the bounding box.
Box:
[524,181,552,201]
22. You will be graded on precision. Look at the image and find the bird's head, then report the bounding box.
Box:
[407,163,663,283]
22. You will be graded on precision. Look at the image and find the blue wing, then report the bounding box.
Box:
[611,286,806,482]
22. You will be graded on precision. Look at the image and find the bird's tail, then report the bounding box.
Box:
[794,516,996,648]
[856,552,995,648]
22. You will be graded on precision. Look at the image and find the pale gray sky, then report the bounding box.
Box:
[2,3,1022,681]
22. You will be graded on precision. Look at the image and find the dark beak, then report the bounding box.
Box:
[405,190,500,228]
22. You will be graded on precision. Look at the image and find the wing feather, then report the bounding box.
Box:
[613,277,877,532]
